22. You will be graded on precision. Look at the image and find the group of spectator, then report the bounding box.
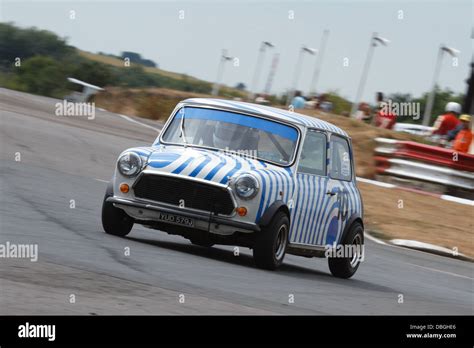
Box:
[431,102,472,153]
[290,91,333,112]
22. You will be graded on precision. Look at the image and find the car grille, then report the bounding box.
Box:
[133,174,235,215]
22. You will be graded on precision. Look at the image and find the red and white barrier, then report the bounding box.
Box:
[374,138,474,197]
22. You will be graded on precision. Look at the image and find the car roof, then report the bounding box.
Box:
[181,98,348,137]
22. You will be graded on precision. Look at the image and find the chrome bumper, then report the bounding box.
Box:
[107,197,260,232]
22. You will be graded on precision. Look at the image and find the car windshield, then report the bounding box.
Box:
[161,106,299,166]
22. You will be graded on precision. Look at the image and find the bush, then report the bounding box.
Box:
[70,60,114,87]
[0,23,73,68]
[15,56,67,97]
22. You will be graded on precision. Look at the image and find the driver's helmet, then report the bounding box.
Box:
[213,122,242,149]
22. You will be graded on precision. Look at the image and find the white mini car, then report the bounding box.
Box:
[102,98,364,278]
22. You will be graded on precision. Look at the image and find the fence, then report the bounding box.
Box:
[374,138,474,197]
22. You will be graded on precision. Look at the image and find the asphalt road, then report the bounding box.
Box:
[0,88,472,315]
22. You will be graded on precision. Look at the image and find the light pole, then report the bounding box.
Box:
[286,45,317,106]
[248,41,274,101]
[422,45,460,126]
[350,32,390,118]
[309,29,330,96]
[212,49,234,96]
[263,52,280,95]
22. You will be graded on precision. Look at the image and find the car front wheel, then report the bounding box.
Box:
[253,211,289,270]
[101,189,134,237]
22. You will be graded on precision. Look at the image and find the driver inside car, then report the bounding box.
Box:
[212,122,259,155]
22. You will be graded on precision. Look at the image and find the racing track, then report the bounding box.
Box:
[0,88,472,315]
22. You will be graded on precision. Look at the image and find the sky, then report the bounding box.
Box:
[2,0,473,102]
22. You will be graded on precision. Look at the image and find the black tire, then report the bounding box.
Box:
[328,222,364,279]
[101,188,134,237]
[253,211,289,270]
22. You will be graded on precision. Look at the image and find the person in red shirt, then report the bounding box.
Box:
[431,102,461,136]
[374,92,397,130]
[453,114,473,153]
[375,108,397,129]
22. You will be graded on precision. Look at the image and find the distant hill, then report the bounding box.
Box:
[78,50,245,98]
[0,22,245,98]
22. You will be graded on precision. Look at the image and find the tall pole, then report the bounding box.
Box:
[248,42,273,101]
[264,53,280,95]
[286,48,305,106]
[469,29,474,115]
[248,44,265,100]
[350,32,377,117]
[422,46,444,126]
[212,49,229,96]
[309,29,329,96]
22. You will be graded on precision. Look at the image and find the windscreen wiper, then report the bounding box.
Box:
[268,133,289,161]
[179,108,187,148]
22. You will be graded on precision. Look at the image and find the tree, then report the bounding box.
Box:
[70,60,114,87]
[121,51,157,68]
[388,88,465,125]
[235,82,246,91]
[15,56,67,97]
[0,23,73,68]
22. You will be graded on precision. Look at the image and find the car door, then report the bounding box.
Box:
[321,134,354,246]
[289,129,330,246]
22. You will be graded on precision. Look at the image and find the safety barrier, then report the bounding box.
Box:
[374,138,474,194]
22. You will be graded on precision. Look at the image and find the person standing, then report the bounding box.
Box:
[453,114,473,153]
[431,102,462,137]
[291,91,306,109]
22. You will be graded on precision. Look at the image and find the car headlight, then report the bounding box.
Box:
[117,152,142,177]
[234,174,259,199]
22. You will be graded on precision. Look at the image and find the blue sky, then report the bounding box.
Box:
[2,0,472,102]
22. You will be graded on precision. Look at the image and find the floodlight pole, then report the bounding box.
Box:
[350,32,377,118]
[212,49,232,96]
[422,45,461,126]
[248,41,274,101]
[287,46,316,106]
[309,29,329,96]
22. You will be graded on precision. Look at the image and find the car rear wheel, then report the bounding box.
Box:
[101,188,134,237]
[328,222,364,279]
[253,211,289,270]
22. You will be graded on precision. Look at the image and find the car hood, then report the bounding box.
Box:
[139,145,293,185]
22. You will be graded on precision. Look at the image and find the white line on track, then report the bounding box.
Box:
[356,177,396,188]
[440,194,474,206]
[356,176,474,206]
[365,232,388,245]
[94,178,108,183]
[118,114,161,132]
[406,263,473,280]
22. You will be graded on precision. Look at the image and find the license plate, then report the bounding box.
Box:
[156,211,194,227]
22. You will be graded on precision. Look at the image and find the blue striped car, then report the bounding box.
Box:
[102,98,364,278]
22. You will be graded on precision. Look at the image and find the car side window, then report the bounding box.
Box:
[297,130,327,176]
[330,136,352,181]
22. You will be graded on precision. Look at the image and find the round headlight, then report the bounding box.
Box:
[234,174,259,199]
[117,152,142,177]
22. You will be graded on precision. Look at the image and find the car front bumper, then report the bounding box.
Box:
[107,197,260,233]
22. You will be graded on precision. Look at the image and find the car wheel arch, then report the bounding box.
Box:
[258,200,290,228]
[339,215,364,245]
